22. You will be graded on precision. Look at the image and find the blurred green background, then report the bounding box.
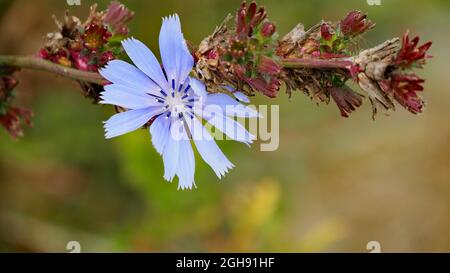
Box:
[0,0,449,252]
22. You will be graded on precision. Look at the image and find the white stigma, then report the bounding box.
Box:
[166,93,186,114]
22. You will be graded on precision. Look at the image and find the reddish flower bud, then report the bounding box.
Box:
[104,1,135,36]
[258,56,281,75]
[236,1,267,36]
[320,23,333,41]
[1,76,18,91]
[207,49,219,60]
[101,51,115,64]
[340,10,374,37]
[0,107,33,139]
[246,77,280,98]
[329,85,363,118]
[38,48,49,59]
[396,30,432,68]
[390,74,425,114]
[261,22,276,37]
[71,51,97,72]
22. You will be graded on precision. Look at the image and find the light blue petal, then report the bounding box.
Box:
[122,38,169,90]
[99,60,159,93]
[186,117,234,178]
[233,92,250,103]
[159,14,194,88]
[100,84,160,109]
[223,86,250,103]
[104,107,162,139]
[176,132,196,190]
[149,115,171,155]
[190,77,207,98]
[162,119,184,181]
[198,106,256,146]
[206,93,261,118]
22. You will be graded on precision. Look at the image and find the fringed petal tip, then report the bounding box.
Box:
[177,181,197,191]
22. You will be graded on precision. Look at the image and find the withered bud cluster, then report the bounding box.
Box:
[194,3,431,118]
[0,67,33,139]
[195,1,281,98]
[38,1,134,101]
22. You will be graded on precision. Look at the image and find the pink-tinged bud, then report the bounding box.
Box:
[390,73,425,114]
[38,48,49,59]
[396,30,432,68]
[3,76,18,91]
[247,2,257,21]
[104,1,135,35]
[236,1,247,35]
[207,49,219,60]
[0,107,33,139]
[236,1,267,36]
[320,23,333,41]
[340,10,375,37]
[100,51,115,64]
[348,64,363,78]
[71,51,97,72]
[258,56,281,75]
[261,22,276,37]
[0,76,18,100]
[246,77,280,98]
[329,86,363,118]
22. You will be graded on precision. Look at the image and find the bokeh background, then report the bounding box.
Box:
[0,0,449,252]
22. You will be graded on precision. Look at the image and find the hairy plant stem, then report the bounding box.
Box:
[0,55,106,85]
[280,58,353,70]
[0,55,356,87]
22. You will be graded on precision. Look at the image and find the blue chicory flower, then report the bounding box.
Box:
[99,14,259,190]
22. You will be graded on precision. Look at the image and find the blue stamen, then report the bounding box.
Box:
[148,93,164,100]
[160,90,167,97]
[181,94,188,100]
[172,79,175,90]
[184,85,191,93]
[166,112,171,118]
[178,83,184,92]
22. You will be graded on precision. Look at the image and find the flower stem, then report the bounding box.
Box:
[0,55,106,85]
[280,58,353,70]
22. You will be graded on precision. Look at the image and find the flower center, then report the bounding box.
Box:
[166,92,185,114]
[155,80,195,119]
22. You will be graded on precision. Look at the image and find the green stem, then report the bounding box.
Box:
[0,55,106,85]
